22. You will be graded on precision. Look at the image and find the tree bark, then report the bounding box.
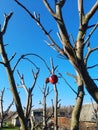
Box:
[0,36,27,130]
[70,73,84,130]
[54,84,58,130]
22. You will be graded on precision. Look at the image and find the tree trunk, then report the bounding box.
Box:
[81,64,98,103]
[70,90,84,130]
[70,72,84,130]
[43,95,47,129]
[0,37,27,130]
[54,84,58,130]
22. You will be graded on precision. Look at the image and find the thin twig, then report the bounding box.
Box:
[84,46,98,64]
[58,72,78,95]
[1,12,13,35]
[13,53,51,73]
[14,0,66,58]
[9,53,16,62]
[87,64,98,69]
[83,23,98,45]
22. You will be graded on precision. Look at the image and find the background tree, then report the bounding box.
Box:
[49,58,59,130]
[0,13,40,130]
[17,65,39,130]
[39,58,60,130]
[0,88,14,130]
[0,12,27,130]
[39,84,53,130]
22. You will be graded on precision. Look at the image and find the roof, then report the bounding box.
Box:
[80,103,98,122]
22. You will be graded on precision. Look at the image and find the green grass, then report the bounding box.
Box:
[3,127,19,130]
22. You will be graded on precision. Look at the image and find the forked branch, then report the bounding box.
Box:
[84,46,98,64]
[84,23,98,45]
[14,0,63,56]
[1,12,13,35]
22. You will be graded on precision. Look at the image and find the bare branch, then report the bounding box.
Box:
[31,68,40,92]
[86,1,98,20]
[9,52,16,62]
[57,32,62,42]
[17,70,28,94]
[58,72,78,95]
[5,99,14,114]
[93,78,98,81]
[14,0,35,20]
[1,12,13,35]
[56,0,66,8]
[43,0,72,53]
[84,46,98,64]
[50,58,55,74]
[87,23,98,29]
[66,72,77,80]
[38,85,44,95]
[0,88,5,127]
[13,53,51,73]
[17,66,39,121]
[77,1,98,44]
[0,61,5,66]
[13,54,25,72]
[87,64,98,69]
[0,88,5,100]
[0,88,14,128]
[39,84,53,99]
[17,66,39,93]
[43,0,56,17]
[84,23,98,45]
[38,83,53,129]
[44,40,58,52]
[22,57,39,70]
[50,58,58,75]
[78,0,84,26]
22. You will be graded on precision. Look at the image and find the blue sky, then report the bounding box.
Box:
[0,0,98,110]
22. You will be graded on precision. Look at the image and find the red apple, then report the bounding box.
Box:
[49,75,58,84]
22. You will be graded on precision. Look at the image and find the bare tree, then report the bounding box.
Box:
[13,0,98,130]
[50,58,59,130]
[17,62,40,130]
[0,88,14,130]
[39,83,53,130]
[38,58,59,130]
[0,13,40,130]
[0,13,28,130]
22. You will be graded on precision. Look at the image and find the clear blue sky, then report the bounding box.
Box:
[0,0,98,110]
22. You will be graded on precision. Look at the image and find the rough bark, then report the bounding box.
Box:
[70,90,84,130]
[70,73,84,130]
